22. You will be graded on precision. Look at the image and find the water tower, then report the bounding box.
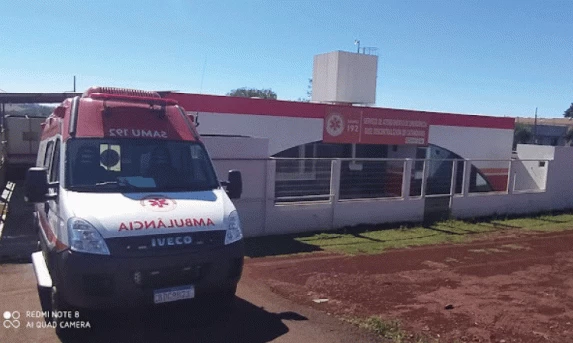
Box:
[311,48,378,105]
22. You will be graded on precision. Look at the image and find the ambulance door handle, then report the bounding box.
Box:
[44,202,49,215]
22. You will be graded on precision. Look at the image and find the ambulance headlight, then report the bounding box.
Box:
[67,218,110,255]
[224,211,243,245]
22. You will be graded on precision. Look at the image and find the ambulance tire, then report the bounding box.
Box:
[51,286,75,338]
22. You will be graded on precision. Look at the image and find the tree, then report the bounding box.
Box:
[227,87,277,100]
[513,123,532,149]
[564,103,573,118]
[565,128,573,145]
[6,104,54,117]
[297,78,312,102]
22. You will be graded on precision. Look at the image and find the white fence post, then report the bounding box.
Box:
[329,159,341,230]
[402,159,412,200]
[264,159,276,235]
[462,159,471,196]
[421,159,429,197]
[449,159,458,196]
[449,160,458,208]
[507,159,515,194]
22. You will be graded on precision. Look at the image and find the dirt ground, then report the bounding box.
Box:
[245,230,573,343]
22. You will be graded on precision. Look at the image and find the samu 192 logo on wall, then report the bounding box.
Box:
[325,113,345,137]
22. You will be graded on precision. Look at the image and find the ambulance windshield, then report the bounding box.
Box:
[65,139,220,192]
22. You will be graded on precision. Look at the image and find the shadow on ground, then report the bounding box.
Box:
[52,296,305,343]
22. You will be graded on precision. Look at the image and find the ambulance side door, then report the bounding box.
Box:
[37,140,55,252]
[46,138,61,249]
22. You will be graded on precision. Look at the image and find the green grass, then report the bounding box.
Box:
[244,211,573,257]
[344,316,443,343]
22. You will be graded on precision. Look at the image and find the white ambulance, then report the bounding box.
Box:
[25,87,244,326]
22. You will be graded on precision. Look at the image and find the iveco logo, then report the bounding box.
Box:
[151,236,193,247]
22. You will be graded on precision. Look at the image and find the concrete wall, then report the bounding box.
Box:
[451,145,573,218]
[203,136,573,238]
[545,146,573,210]
[514,144,552,191]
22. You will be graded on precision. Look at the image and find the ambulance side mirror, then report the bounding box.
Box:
[25,168,57,203]
[225,170,242,200]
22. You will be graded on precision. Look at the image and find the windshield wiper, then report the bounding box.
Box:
[94,179,137,189]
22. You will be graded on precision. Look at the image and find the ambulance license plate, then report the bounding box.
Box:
[153,285,195,304]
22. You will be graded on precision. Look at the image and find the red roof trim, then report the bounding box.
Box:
[167,93,327,119]
[166,93,515,130]
[429,112,515,130]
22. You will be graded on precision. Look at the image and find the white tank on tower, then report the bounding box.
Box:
[311,50,378,105]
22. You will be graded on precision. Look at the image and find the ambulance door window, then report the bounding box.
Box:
[189,145,208,182]
[43,141,54,168]
[49,140,60,183]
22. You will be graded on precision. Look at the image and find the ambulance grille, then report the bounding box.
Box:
[105,231,226,257]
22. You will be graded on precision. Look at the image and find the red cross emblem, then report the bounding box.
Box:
[140,195,177,212]
[325,113,344,137]
[329,117,341,131]
[148,198,169,208]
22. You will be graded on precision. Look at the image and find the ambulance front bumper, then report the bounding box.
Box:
[54,240,244,309]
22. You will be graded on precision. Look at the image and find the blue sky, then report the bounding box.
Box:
[0,0,571,118]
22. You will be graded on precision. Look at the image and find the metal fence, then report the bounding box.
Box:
[339,159,405,200]
[271,157,549,203]
[274,158,332,202]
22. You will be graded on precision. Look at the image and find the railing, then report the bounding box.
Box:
[271,157,550,203]
[339,159,405,200]
[274,158,332,202]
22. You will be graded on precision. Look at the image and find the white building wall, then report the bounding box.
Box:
[429,125,513,159]
[429,125,514,172]
[201,136,269,159]
[196,112,323,156]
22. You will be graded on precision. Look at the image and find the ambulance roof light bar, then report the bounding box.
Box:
[82,86,178,106]
[83,87,161,98]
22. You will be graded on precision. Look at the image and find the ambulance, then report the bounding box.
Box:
[25,87,244,323]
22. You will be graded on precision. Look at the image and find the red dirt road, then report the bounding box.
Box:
[245,230,573,343]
